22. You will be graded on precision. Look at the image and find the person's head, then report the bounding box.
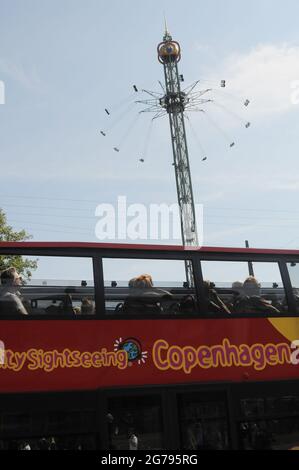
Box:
[232,281,244,296]
[243,276,261,297]
[128,277,136,288]
[131,274,153,289]
[203,280,214,294]
[0,267,22,288]
[81,297,94,315]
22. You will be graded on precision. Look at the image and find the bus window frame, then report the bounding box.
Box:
[0,247,204,320]
[0,246,298,319]
[0,247,101,321]
[100,249,204,319]
[196,252,296,318]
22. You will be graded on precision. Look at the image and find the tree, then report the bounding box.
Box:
[0,209,37,279]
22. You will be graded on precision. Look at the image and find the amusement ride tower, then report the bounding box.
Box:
[157,28,198,285]
[102,27,250,285]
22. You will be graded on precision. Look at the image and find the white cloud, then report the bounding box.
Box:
[207,43,299,119]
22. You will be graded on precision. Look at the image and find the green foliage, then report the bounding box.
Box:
[0,209,37,279]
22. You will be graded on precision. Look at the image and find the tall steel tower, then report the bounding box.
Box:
[134,28,249,283]
[157,28,198,285]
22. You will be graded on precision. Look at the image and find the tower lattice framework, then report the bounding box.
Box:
[157,29,198,285]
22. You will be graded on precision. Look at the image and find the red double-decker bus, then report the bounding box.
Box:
[0,241,299,450]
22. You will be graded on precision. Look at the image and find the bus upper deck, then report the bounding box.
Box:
[1,241,299,319]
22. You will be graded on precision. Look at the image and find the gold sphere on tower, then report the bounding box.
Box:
[157,40,181,64]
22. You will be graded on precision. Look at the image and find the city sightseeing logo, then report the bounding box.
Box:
[114,337,148,366]
[0,338,148,372]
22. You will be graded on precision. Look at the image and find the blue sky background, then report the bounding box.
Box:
[1,0,299,253]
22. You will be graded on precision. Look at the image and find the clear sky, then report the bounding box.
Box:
[1,0,299,251]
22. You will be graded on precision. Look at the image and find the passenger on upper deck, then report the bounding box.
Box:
[228,281,244,310]
[203,280,231,315]
[0,267,28,315]
[130,274,171,296]
[128,277,136,288]
[233,276,280,315]
[231,281,244,298]
[81,297,95,315]
[123,274,173,314]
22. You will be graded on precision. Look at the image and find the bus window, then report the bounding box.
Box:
[238,394,299,449]
[0,256,95,317]
[107,395,164,450]
[177,392,230,449]
[102,258,197,315]
[200,261,286,316]
[287,262,299,314]
[0,408,97,449]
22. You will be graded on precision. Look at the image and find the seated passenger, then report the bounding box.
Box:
[128,277,136,288]
[234,276,280,315]
[81,297,95,315]
[0,267,28,315]
[227,281,244,310]
[203,280,231,315]
[123,274,172,314]
[232,281,244,297]
[131,274,172,297]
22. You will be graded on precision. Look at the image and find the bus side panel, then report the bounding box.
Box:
[0,317,298,392]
